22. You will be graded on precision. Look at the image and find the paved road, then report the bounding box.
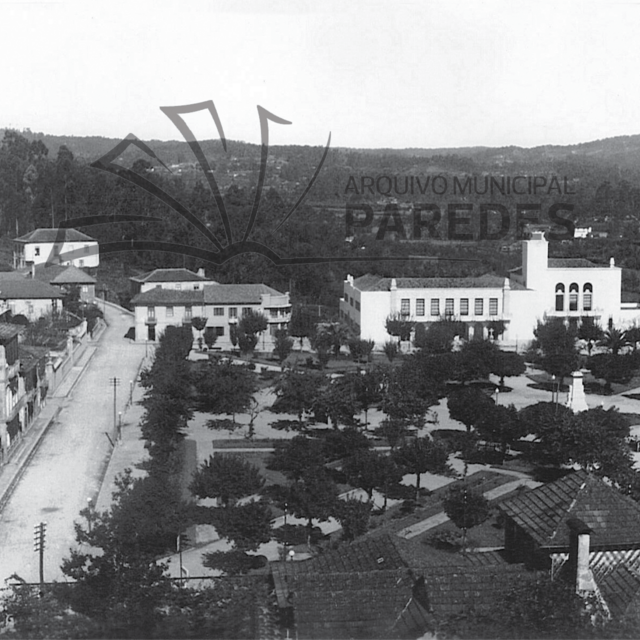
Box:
[0,304,141,583]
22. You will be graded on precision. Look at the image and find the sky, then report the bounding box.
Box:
[1,0,640,149]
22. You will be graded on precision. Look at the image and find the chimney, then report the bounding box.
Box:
[197,267,205,278]
[567,517,596,593]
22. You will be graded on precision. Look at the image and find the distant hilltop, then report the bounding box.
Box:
[5,128,640,172]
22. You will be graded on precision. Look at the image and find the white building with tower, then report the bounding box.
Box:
[340,231,640,349]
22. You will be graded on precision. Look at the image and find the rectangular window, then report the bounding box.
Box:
[229,307,237,318]
[79,259,84,267]
[34,247,40,256]
[416,299,425,316]
[176,283,182,290]
[242,307,251,316]
[350,296,354,307]
[81,285,88,293]
[401,299,410,315]
[489,298,498,316]
[445,298,454,316]
[355,300,361,311]
[215,326,224,336]
[166,306,174,317]
[185,305,192,320]
[460,298,469,316]
[474,298,484,315]
[84,245,90,254]
[147,306,155,319]
[430,299,440,316]
[569,292,578,311]
[213,307,224,316]
[583,293,592,311]
[270,309,278,317]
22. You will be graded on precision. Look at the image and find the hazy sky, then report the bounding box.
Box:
[2,0,639,149]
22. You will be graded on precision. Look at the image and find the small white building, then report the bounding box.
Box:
[341,232,640,349]
[130,269,291,350]
[0,274,63,321]
[13,228,99,270]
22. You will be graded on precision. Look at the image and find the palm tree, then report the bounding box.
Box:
[599,327,630,355]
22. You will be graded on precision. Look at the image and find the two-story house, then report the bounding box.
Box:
[13,228,99,270]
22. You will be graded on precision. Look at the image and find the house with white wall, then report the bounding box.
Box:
[13,228,99,270]
[341,231,640,349]
[129,269,291,350]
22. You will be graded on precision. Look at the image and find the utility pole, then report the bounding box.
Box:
[33,522,46,593]
[109,377,120,437]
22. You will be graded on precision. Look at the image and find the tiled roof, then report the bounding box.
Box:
[548,258,599,268]
[287,569,430,640]
[352,273,525,291]
[131,268,212,284]
[203,283,284,304]
[0,278,64,300]
[421,564,534,618]
[29,264,96,285]
[599,565,640,619]
[0,324,22,341]
[131,288,204,306]
[14,228,95,243]
[499,470,640,550]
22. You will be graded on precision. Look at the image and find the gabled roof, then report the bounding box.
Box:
[203,283,285,304]
[130,288,204,306]
[14,228,95,243]
[28,264,96,285]
[130,268,212,284]
[352,273,526,291]
[0,278,64,300]
[499,470,640,550]
[599,565,640,620]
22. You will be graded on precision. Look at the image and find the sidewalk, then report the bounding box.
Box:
[0,343,98,513]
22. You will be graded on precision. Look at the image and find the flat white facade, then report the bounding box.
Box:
[341,232,640,349]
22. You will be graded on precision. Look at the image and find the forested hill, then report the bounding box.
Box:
[10,128,640,173]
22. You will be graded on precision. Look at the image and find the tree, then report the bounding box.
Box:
[454,339,500,383]
[475,403,527,462]
[414,319,466,353]
[61,471,175,637]
[205,500,272,555]
[268,435,326,481]
[190,454,265,507]
[491,350,526,387]
[312,376,358,428]
[273,328,294,364]
[350,368,383,428]
[522,404,633,485]
[447,386,495,433]
[588,353,637,393]
[376,417,409,450]
[385,313,414,345]
[533,317,580,386]
[599,327,630,355]
[289,304,317,349]
[309,324,333,369]
[347,337,375,362]
[191,316,207,349]
[343,449,389,501]
[441,484,490,549]
[194,358,257,428]
[236,309,268,355]
[335,498,372,541]
[382,339,399,362]
[285,468,339,538]
[578,316,604,356]
[270,368,324,427]
[393,436,452,499]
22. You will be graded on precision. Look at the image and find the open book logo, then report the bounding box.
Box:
[49,100,471,267]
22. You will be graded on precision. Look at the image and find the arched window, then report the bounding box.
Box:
[583,283,592,311]
[569,283,579,311]
[555,283,565,311]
